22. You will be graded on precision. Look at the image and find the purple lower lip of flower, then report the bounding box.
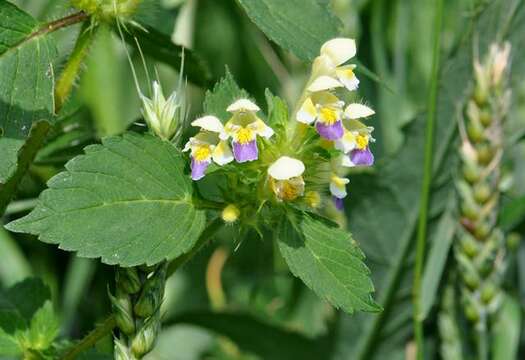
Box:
[315,120,344,140]
[232,140,258,163]
[333,196,344,211]
[191,158,211,180]
[350,147,374,166]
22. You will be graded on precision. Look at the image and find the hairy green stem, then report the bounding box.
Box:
[413,0,444,357]
[60,315,116,360]
[55,23,97,113]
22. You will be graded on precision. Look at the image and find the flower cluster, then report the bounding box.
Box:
[183,99,274,180]
[296,38,375,206]
[176,38,376,220]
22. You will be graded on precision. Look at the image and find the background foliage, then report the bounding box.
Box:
[1,0,525,359]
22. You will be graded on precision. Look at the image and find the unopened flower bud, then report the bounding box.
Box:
[141,81,183,141]
[305,191,321,208]
[131,318,160,358]
[221,204,240,223]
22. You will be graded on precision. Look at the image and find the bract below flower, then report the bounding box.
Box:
[268,156,306,201]
[297,91,345,140]
[141,81,181,140]
[225,99,274,162]
[183,116,233,180]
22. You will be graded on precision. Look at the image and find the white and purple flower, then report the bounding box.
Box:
[224,99,274,162]
[297,91,345,140]
[183,115,233,180]
[335,103,376,167]
[330,174,349,211]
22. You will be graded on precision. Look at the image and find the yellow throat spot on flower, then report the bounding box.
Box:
[319,107,338,125]
[343,68,355,78]
[356,134,369,149]
[235,127,254,144]
[331,175,347,188]
[194,145,212,162]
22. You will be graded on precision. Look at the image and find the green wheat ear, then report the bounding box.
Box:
[111,263,167,359]
[454,42,511,357]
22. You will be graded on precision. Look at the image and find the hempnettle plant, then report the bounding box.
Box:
[1,0,525,359]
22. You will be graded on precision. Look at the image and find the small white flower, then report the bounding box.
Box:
[329,174,349,199]
[268,156,305,180]
[344,103,375,119]
[310,38,360,92]
[227,98,261,112]
[224,98,274,163]
[183,115,234,180]
[268,156,306,201]
[335,103,375,153]
[321,38,357,66]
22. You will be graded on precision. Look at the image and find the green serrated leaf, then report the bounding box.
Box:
[237,0,341,61]
[203,69,249,121]
[0,278,57,356]
[0,121,51,215]
[265,89,288,129]
[277,211,380,314]
[0,0,57,214]
[6,133,206,267]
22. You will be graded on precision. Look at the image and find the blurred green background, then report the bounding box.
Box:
[2,0,525,359]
